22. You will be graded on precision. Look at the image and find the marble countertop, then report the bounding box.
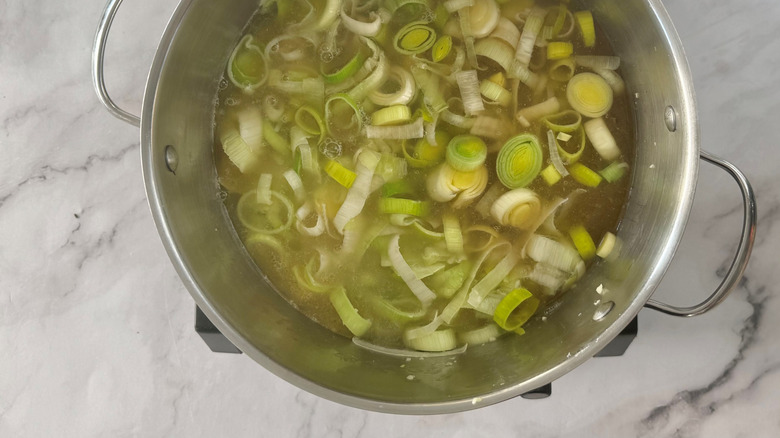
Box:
[1,0,778,436]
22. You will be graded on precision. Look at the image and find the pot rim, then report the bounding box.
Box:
[139,0,699,414]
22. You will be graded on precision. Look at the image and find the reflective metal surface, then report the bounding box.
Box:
[93,0,756,414]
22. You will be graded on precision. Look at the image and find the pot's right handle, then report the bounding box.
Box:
[645,150,757,317]
[92,0,141,127]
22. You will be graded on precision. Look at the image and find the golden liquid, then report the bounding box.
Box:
[213,0,633,346]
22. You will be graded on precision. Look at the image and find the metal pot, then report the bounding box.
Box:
[92,0,756,413]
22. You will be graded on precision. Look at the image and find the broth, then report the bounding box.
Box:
[213,0,633,351]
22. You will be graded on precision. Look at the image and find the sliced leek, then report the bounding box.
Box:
[599,161,629,183]
[394,21,437,55]
[325,160,357,188]
[568,224,596,261]
[330,286,372,337]
[567,72,613,118]
[516,96,560,128]
[237,190,294,235]
[584,117,621,161]
[426,163,488,209]
[446,134,487,172]
[495,134,543,189]
[575,10,596,47]
[371,105,412,126]
[228,35,269,94]
[379,198,430,216]
[569,162,603,187]
[490,188,541,230]
[492,288,539,332]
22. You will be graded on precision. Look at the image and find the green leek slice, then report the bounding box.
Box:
[575,10,596,47]
[568,224,596,261]
[495,134,543,189]
[325,93,363,137]
[599,161,629,183]
[569,162,603,187]
[547,41,573,60]
[394,21,437,55]
[379,198,430,216]
[325,160,357,188]
[330,286,372,337]
[432,35,453,62]
[228,35,269,94]
[294,105,325,145]
[492,288,539,332]
[542,110,582,133]
[446,135,487,172]
[404,328,458,352]
[371,105,412,126]
[540,164,562,186]
[382,180,415,198]
[321,47,368,84]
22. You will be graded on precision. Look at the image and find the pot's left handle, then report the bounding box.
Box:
[645,150,757,317]
[92,0,141,127]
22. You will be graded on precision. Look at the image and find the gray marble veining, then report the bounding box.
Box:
[1,0,779,436]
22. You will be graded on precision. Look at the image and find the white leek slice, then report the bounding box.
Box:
[426,163,488,209]
[442,213,464,254]
[455,70,485,115]
[333,150,380,233]
[314,0,342,30]
[440,240,510,323]
[256,173,273,205]
[366,118,424,139]
[388,234,437,307]
[369,65,416,106]
[348,39,388,102]
[474,37,514,71]
[584,118,621,161]
[547,129,570,178]
[575,55,621,71]
[412,263,446,279]
[526,234,581,273]
[340,7,381,37]
[467,251,518,307]
[528,262,568,291]
[490,17,520,49]
[468,0,500,38]
[295,202,326,237]
[352,337,467,357]
[470,115,511,140]
[236,106,264,153]
[594,68,626,95]
[597,231,621,260]
[404,329,458,352]
[282,169,305,203]
[516,96,560,128]
[491,188,542,230]
[330,286,372,337]
[510,7,545,73]
[221,129,260,174]
[458,323,504,345]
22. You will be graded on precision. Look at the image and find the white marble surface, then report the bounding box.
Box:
[1,0,778,436]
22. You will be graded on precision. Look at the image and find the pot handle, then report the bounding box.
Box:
[645,150,757,317]
[91,0,141,127]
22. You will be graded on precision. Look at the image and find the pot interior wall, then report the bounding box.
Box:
[144,0,697,412]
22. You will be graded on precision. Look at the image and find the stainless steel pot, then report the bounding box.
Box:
[92,0,756,413]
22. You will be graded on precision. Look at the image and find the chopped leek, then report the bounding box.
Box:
[474,37,514,71]
[426,163,488,209]
[325,160,357,188]
[228,35,269,94]
[467,251,518,307]
[369,65,416,106]
[394,21,437,55]
[568,224,596,261]
[333,150,380,233]
[584,117,621,161]
[569,162,603,187]
[442,213,464,254]
[294,105,325,145]
[489,17,520,49]
[468,0,501,38]
[479,80,512,107]
[427,261,471,298]
[516,96,560,128]
[262,119,290,158]
[596,231,620,259]
[549,57,576,82]
[236,106,264,154]
[372,105,412,126]
[547,129,569,178]
[540,164,562,186]
[366,118,424,139]
[325,93,363,137]
[490,188,541,230]
[388,235,437,306]
[594,68,627,95]
[330,286,372,337]
[542,110,582,133]
[379,198,430,216]
[404,328,458,352]
[455,70,485,115]
[256,173,273,204]
[567,72,613,118]
[322,48,367,84]
[432,35,453,62]
[526,235,581,273]
[237,190,294,235]
[458,323,503,345]
[382,180,415,198]
[283,169,305,203]
[575,55,621,71]
[599,161,629,183]
[446,135,487,172]
[495,133,543,189]
[510,6,545,72]
[547,42,573,60]
[220,128,260,174]
[492,288,539,331]
[340,7,382,37]
[575,10,596,47]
